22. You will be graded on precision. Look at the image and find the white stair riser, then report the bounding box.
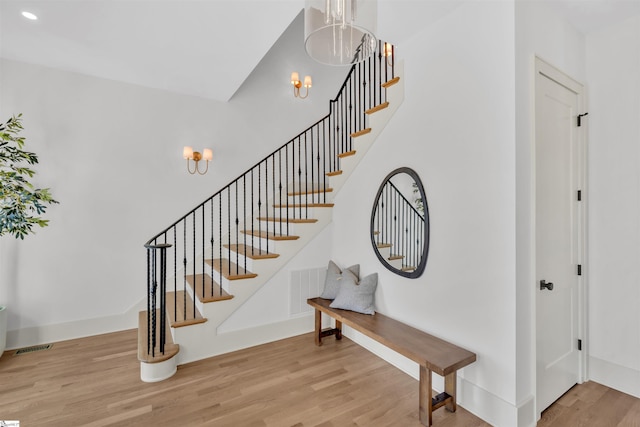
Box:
[286,193,334,205]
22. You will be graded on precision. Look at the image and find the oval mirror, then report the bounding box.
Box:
[370,167,429,278]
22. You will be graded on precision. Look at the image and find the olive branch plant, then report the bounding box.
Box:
[0,114,58,239]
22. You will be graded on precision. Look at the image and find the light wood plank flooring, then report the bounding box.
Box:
[0,330,638,426]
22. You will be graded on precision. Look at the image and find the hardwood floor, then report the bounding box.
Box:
[0,330,637,426]
[538,380,640,427]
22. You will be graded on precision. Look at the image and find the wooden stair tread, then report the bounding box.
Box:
[402,266,416,272]
[338,150,356,159]
[257,217,318,224]
[224,244,279,260]
[273,203,334,208]
[206,258,258,280]
[377,243,392,249]
[381,76,400,88]
[388,255,404,261]
[365,102,389,115]
[166,291,207,328]
[326,170,343,177]
[186,274,234,302]
[241,230,300,241]
[137,310,179,363]
[350,128,371,138]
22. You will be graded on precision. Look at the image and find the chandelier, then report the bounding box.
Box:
[304,0,378,66]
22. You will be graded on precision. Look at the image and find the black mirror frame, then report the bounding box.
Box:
[370,167,430,279]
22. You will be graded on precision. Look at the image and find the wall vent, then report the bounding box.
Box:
[290,266,326,316]
[14,344,53,355]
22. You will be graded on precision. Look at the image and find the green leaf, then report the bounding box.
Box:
[0,114,58,239]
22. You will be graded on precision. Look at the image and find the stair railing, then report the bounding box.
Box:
[143,40,395,358]
[373,179,424,272]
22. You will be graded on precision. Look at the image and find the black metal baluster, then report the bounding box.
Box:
[257,162,262,253]
[214,198,216,296]
[146,247,151,356]
[151,248,156,356]
[328,103,334,172]
[272,154,276,240]
[271,154,278,241]
[310,128,315,205]
[218,192,223,290]
[235,181,240,271]
[192,211,196,320]
[244,174,249,259]
[227,187,232,276]
[201,205,205,309]
[264,159,270,253]
[183,221,187,322]
[371,41,383,107]
[251,169,255,255]
[173,226,177,325]
[159,245,167,353]
[285,144,290,234]
[304,132,309,218]
[322,119,327,203]
[348,78,353,150]
[278,151,284,237]
[297,137,302,219]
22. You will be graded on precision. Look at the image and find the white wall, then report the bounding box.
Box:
[514,1,587,423]
[331,2,520,425]
[0,58,229,337]
[0,9,349,347]
[586,15,640,398]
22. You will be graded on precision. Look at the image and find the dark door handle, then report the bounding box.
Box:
[540,280,554,291]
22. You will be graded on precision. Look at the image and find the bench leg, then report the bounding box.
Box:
[314,309,322,346]
[445,372,457,412]
[335,320,342,340]
[419,365,433,426]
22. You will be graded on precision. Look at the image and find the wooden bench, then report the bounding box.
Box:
[307,297,476,426]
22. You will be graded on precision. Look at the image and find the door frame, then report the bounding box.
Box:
[533,55,588,416]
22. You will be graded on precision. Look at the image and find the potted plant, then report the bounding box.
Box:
[0,114,58,356]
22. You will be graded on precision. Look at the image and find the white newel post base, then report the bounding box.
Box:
[140,357,177,382]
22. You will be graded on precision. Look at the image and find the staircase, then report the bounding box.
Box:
[138,42,404,382]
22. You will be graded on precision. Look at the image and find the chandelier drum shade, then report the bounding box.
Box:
[304,0,377,66]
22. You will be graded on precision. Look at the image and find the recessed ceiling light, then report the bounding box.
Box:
[21,11,38,20]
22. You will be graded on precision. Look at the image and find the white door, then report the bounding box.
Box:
[535,58,584,414]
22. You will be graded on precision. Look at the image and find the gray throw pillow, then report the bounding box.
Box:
[319,260,360,300]
[330,270,378,315]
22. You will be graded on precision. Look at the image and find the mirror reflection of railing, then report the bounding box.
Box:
[371,168,429,278]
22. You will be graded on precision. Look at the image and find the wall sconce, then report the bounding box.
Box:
[183,146,212,175]
[291,72,312,99]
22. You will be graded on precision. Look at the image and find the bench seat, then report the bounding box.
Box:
[307,297,476,426]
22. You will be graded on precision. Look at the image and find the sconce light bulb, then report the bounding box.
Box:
[183,146,194,159]
[203,148,213,161]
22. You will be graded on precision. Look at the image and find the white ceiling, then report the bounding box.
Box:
[0,0,305,101]
[1,0,639,102]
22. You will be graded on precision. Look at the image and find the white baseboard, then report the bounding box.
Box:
[589,355,640,399]
[6,299,144,350]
